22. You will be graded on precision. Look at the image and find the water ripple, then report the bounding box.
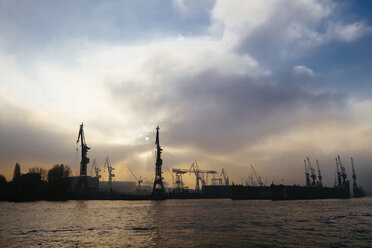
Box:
[0,198,371,247]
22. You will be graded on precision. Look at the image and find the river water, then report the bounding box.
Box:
[0,198,371,247]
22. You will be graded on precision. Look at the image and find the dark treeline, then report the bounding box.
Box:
[0,163,72,201]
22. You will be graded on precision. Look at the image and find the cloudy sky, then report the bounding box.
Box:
[0,0,371,191]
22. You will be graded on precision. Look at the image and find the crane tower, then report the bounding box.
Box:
[152,126,165,197]
[75,123,90,191]
[104,156,115,191]
[92,159,101,179]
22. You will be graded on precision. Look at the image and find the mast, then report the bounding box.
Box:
[75,123,90,191]
[337,155,347,185]
[316,159,322,187]
[351,157,358,192]
[307,157,316,186]
[335,157,342,187]
[92,159,101,179]
[104,156,115,191]
[152,126,165,196]
[304,159,310,187]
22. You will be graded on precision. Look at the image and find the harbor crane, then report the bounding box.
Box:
[172,168,190,191]
[337,155,347,185]
[75,123,90,191]
[92,159,101,179]
[351,157,365,197]
[335,157,342,187]
[104,156,115,191]
[351,157,358,192]
[220,168,229,186]
[316,159,322,187]
[152,126,165,196]
[306,157,317,187]
[190,161,203,191]
[204,169,218,186]
[173,160,218,191]
[250,163,263,186]
[304,159,311,187]
[127,166,143,187]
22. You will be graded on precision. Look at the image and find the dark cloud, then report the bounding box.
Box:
[111,68,347,154]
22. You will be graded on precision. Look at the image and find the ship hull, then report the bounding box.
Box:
[231,185,272,200]
[271,184,350,200]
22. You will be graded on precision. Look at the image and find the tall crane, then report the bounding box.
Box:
[316,159,322,187]
[337,155,347,185]
[249,172,254,186]
[189,161,218,190]
[172,168,190,191]
[304,159,311,187]
[250,163,263,186]
[351,157,358,191]
[220,168,229,186]
[335,157,342,187]
[127,167,143,187]
[351,157,365,197]
[152,126,165,196]
[92,159,101,179]
[190,160,204,191]
[104,156,115,191]
[306,157,317,187]
[75,123,90,191]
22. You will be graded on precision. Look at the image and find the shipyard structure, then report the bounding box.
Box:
[269,156,365,200]
[68,123,365,201]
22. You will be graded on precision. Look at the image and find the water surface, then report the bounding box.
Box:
[1,198,371,247]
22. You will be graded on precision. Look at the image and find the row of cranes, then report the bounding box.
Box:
[90,158,230,193]
[169,160,230,192]
[305,155,360,190]
[304,157,322,187]
[91,159,150,189]
[90,156,115,190]
[335,155,348,188]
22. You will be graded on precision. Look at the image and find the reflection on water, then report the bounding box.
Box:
[0,198,372,247]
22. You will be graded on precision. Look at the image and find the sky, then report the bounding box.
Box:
[0,0,372,191]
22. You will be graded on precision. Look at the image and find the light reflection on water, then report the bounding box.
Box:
[0,198,372,247]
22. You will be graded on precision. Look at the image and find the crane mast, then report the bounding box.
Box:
[351,157,358,192]
[152,126,165,196]
[221,168,229,186]
[350,157,365,197]
[335,157,342,187]
[104,156,115,191]
[250,164,263,186]
[172,168,190,191]
[75,123,90,191]
[92,159,101,179]
[337,155,347,185]
[316,159,322,187]
[307,157,317,187]
[190,160,208,190]
[304,159,311,187]
[77,123,90,176]
[127,167,142,187]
